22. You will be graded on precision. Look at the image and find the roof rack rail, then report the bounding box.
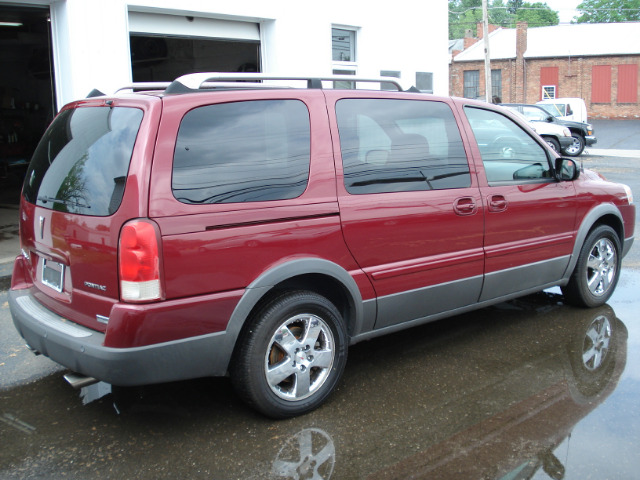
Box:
[115,82,171,93]
[168,72,407,92]
[111,73,411,96]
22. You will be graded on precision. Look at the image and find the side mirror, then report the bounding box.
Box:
[567,106,573,115]
[555,157,580,181]
[547,115,554,122]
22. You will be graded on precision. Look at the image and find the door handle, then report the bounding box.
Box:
[488,195,507,212]
[454,197,477,216]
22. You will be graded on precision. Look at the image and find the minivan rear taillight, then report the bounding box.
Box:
[119,220,162,302]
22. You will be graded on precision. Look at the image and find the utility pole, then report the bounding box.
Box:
[482,0,492,102]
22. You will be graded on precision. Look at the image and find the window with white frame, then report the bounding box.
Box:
[542,85,556,100]
[332,27,358,89]
[332,28,356,62]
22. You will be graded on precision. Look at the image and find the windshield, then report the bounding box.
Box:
[23,106,143,216]
[538,103,566,118]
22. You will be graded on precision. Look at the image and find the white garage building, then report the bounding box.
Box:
[0,0,449,174]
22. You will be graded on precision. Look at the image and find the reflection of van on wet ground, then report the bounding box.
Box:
[537,98,588,124]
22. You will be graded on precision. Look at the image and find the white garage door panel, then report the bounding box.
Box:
[128,12,260,41]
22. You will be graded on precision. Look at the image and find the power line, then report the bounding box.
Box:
[449,7,640,14]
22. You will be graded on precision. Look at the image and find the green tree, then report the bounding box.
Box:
[54,154,89,213]
[449,0,483,39]
[575,0,640,23]
[507,0,524,14]
[449,0,558,39]
[515,2,560,26]
[449,0,515,39]
[491,0,514,27]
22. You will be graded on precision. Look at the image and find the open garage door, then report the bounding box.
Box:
[128,12,261,82]
[0,4,55,200]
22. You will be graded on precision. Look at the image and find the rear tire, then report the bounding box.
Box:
[543,136,560,153]
[231,291,348,418]
[562,225,621,308]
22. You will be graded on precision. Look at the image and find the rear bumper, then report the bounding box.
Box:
[9,290,232,386]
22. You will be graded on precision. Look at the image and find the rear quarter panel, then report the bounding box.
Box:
[149,90,367,301]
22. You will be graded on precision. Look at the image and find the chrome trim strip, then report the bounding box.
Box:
[484,255,570,277]
[483,234,574,259]
[15,296,93,338]
[368,249,484,280]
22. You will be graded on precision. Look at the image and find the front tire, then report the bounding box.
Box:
[563,134,585,156]
[231,291,348,418]
[562,225,621,307]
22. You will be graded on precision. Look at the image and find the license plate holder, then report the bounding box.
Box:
[41,258,65,293]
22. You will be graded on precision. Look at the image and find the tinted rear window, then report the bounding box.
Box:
[172,100,310,204]
[23,106,143,216]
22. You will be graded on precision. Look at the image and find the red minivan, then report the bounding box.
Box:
[9,73,635,418]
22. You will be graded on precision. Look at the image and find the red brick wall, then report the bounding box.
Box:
[449,59,515,103]
[450,54,640,119]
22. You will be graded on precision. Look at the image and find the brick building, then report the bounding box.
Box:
[450,22,640,119]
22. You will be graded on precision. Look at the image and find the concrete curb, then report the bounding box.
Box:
[584,148,640,158]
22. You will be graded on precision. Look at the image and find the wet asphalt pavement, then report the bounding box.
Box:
[1,275,639,479]
[1,123,639,479]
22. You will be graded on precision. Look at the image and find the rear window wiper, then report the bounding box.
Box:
[37,195,91,209]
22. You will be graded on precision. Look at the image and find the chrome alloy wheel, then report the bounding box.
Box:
[586,238,617,297]
[582,315,611,371]
[545,138,560,152]
[265,314,335,401]
[564,135,584,156]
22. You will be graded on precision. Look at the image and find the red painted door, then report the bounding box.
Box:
[460,104,577,301]
[326,92,485,329]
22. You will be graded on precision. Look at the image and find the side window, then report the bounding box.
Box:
[464,107,552,184]
[336,99,470,194]
[172,100,310,204]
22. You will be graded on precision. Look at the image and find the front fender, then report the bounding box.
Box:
[561,203,625,282]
